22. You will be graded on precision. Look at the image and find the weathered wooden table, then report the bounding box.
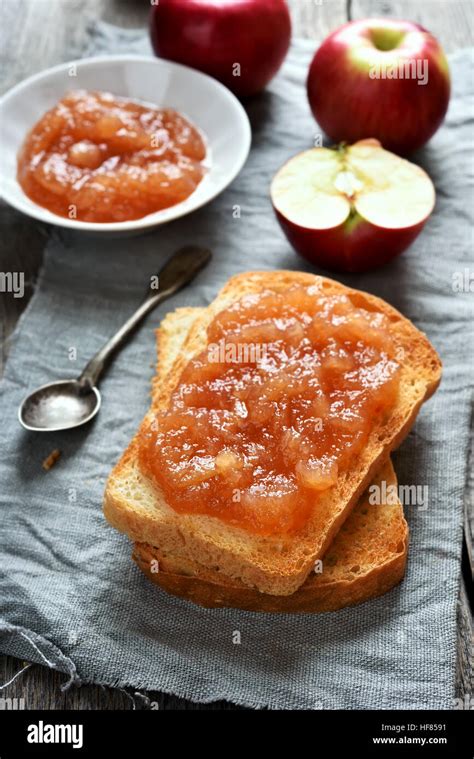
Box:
[1,0,472,709]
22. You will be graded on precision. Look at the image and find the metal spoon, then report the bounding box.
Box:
[18,245,212,432]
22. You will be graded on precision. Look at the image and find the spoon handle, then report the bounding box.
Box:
[78,245,212,390]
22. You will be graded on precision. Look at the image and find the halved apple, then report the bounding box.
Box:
[270,139,435,273]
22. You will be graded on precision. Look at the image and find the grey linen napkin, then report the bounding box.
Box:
[0,24,472,709]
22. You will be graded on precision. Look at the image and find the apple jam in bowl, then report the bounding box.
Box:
[0,55,251,233]
[139,283,401,536]
[17,90,207,223]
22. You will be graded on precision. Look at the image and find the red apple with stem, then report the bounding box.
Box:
[271,139,435,273]
[307,18,450,155]
[150,0,292,98]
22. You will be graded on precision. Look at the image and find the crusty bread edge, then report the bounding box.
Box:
[132,545,407,612]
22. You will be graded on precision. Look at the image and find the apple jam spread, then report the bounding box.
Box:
[17,90,206,222]
[139,284,401,536]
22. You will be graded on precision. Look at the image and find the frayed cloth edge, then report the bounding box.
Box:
[0,622,81,691]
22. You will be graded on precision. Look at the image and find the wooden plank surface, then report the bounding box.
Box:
[0,0,472,710]
[351,0,474,50]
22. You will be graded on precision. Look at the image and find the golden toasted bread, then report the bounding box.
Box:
[104,272,441,596]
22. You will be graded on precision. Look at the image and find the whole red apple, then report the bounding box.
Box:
[307,18,450,155]
[150,0,291,98]
[271,139,435,273]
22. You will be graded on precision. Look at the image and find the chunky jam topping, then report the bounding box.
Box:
[17,90,206,222]
[139,284,401,536]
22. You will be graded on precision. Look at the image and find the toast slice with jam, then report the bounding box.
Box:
[104,272,441,597]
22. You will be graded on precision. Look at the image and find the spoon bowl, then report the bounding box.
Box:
[19,380,101,432]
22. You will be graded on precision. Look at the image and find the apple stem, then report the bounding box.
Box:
[336,142,348,157]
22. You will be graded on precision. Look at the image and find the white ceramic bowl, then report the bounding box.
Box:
[0,55,251,234]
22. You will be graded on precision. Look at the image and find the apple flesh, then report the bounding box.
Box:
[307,18,450,155]
[271,139,435,273]
[149,0,291,98]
